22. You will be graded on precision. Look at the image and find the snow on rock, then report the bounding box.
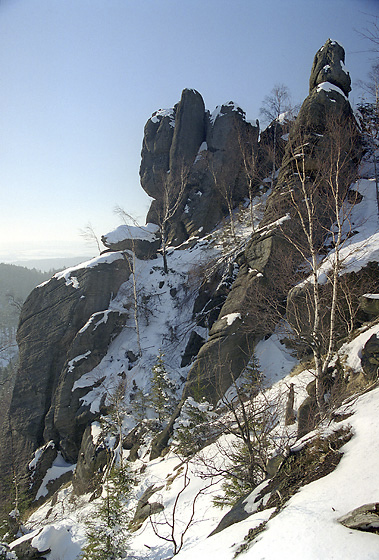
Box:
[316,81,348,99]
[222,312,241,326]
[151,108,175,127]
[102,223,159,244]
[52,252,125,288]
[255,332,298,386]
[31,524,84,560]
[67,351,91,373]
[78,310,114,334]
[29,441,55,471]
[35,453,76,500]
[338,323,379,373]
[238,388,379,560]
[318,179,379,278]
[210,101,246,125]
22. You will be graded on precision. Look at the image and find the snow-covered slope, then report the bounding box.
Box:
[5,173,379,560]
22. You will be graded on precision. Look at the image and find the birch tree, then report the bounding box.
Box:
[260,84,292,186]
[279,113,359,415]
[113,207,143,356]
[156,163,189,273]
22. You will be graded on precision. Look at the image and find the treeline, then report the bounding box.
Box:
[0,263,55,329]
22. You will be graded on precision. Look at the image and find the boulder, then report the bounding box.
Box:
[359,294,379,317]
[11,533,49,559]
[361,333,379,381]
[338,503,379,532]
[208,493,251,536]
[72,425,108,496]
[130,484,164,532]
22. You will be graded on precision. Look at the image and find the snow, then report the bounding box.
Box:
[67,351,91,373]
[317,179,379,279]
[35,453,76,500]
[151,108,175,127]
[52,252,125,289]
[258,212,290,235]
[29,441,55,471]
[338,323,379,373]
[103,223,159,244]
[194,141,208,163]
[14,331,379,560]
[8,150,379,560]
[210,101,245,125]
[222,312,241,326]
[31,525,84,560]
[78,310,114,334]
[316,81,348,100]
[255,331,298,386]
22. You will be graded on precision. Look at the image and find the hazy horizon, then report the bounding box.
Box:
[1,0,378,261]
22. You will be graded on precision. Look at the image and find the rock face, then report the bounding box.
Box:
[0,39,365,509]
[140,89,259,244]
[361,334,379,380]
[183,38,360,406]
[309,38,351,97]
[101,224,160,260]
[338,503,379,532]
[0,254,131,499]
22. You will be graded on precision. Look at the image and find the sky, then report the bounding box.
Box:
[0,0,378,265]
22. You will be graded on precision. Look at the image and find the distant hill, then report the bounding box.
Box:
[9,255,93,273]
[0,263,56,344]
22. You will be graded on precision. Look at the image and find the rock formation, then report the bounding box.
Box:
[140,89,259,244]
[183,38,360,405]
[0,39,367,512]
[0,254,130,499]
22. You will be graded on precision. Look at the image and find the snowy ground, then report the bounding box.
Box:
[6,177,379,559]
[11,333,379,560]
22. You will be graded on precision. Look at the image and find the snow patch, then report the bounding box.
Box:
[67,351,91,373]
[151,108,175,127]
[316,81,347,100]
[35,453,76,500]
[223,312,241,326]
[53,252,125,288]
[103,223,159,244]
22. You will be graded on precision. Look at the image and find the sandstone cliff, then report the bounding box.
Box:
[1,40,374,523]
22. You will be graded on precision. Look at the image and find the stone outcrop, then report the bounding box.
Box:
[360,294,379,318]
[309,38,351,97]
[0,254,131,499]
[338,503,379,532]
[140,90,259,244]
[183,38,360,406]
[101,224,160,260]
[361,333,379,380]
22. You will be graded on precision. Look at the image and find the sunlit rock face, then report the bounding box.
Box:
[309,38,351,97]
[140,89,259,244]
[0,254,130,498]
[183,39,360,409]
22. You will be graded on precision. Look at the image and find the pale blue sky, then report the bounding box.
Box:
[0,0,378,262]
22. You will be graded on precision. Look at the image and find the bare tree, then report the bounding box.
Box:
[236,126,261,229]
[112,207,143,356]
[357,14,379,52]
[155,163,189,273]
[149,460,217,556]
[277,112,360,415]
[79,222,102,254]
[260,84,293,186]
